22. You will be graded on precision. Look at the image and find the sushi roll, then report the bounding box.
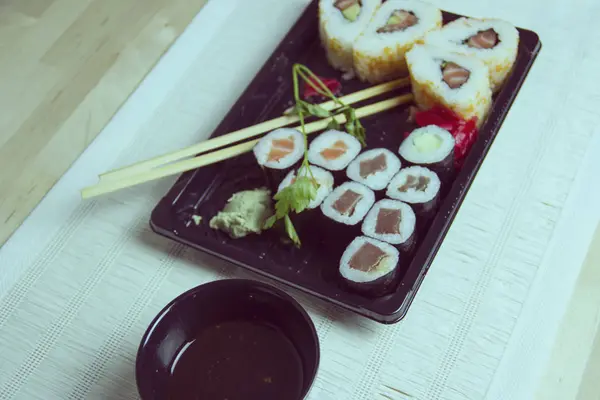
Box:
[386,166,440,217]
[424,18,519,92]
[321,181,375,226]
[339,236,400,295]
[361,199,416,253]
[308,130,362,172]
[345,148,401,190]
[277,165,335,209]
[253,128,306,188]
[398,125,455,179]
[319,0,382,74]
[352,0,443,83]
[405,44,492,127]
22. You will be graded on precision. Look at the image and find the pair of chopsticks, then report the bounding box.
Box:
[81,77,413,199]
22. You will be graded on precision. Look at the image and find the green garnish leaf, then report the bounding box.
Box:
[305,103,332,118]
[264,214,278,230]
[289,101,332,119]
[327,118,341,131]
[284,215,301,247]
[342,107,366,146]
[272,176,317,216]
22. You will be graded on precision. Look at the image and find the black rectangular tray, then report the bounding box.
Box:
[150,1,541,323]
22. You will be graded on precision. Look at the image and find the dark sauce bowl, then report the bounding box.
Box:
[136,279,320,400]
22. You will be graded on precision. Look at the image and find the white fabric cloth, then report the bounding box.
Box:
[1,0,599,399]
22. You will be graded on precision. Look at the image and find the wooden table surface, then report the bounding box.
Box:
[0,0,207,246]
[0,1,598,398]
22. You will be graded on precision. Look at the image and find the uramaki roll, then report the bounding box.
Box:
[405,44,492,126]
[319,0,382,74]
[424,18,519,93]
[352,0,442,83]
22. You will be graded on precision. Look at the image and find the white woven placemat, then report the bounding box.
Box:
[1,0,599,399]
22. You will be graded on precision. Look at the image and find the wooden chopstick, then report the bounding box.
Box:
[98,77,410,182]
[81,94,413,199]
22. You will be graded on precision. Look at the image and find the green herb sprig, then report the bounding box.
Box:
[288,64,366,146]
[264,64,367,247]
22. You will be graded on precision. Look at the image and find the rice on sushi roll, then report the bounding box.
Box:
[253,128,305,169]
[399,125,455,179]
[346,148,401,190]
[253,128,306,188]
[406,44,492,127]
[321,181,375,226]
[352,0,442,83]
[361,199,416,253]
[424,18,519,92]
[386,166,441,217]
[319,0,382,74]
[277,165,335,209]
[339,236,400,295]
[308,130,362,171]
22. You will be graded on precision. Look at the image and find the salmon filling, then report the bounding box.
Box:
[399,175,430,192]
[320,140,349,160]
[332,189,362,216]
[442,61,470,89]
[359,153,387,178]
[335,0,360,10]
[375,208,401,235]
[467,29,499,49]
[349,242,388,272]
[267,136,295,162]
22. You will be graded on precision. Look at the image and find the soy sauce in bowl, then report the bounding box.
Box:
[136,279,319,400]
[169,320,303,400]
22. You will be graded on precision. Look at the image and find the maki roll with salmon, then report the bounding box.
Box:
[361,199,416,253]
[253,128,306,187]
[345,148,401,190]
[386,166,440,217]
[277,165,335,210]
[406,44,492,127]
[352,0,442,83]
[321,181,375,226]
[308,130,362,172]
[399,125,455,180]
[424,18,519,92]
[339,236,400,296]
[319,0,382,75]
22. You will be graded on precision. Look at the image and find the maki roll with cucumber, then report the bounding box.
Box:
[339,236,401,296]
[345,148,402,191]
[399,125,455,179]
